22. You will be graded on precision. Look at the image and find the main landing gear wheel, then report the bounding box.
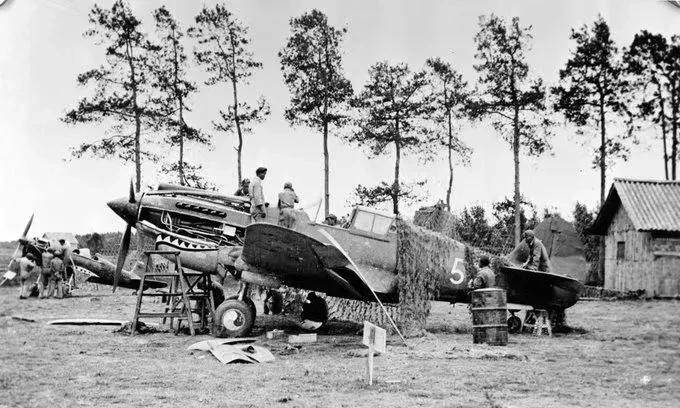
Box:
[226,295,257,321]
[299,292,328,332]
[213,299,255,338]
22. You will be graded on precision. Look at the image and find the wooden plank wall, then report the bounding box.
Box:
[604,207,656,296]
[605,207,680,296]
[652,238,680,296]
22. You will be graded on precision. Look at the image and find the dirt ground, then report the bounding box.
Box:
[1,286,678,408]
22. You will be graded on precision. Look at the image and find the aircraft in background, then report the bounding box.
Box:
[2,215,166,292]
[108,183,584,337]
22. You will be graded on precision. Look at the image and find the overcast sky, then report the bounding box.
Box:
[0,0,678,241]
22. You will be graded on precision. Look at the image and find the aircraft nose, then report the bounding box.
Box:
[107,197,138,225]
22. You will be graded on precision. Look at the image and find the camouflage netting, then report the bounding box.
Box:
[327,219,476,336]
[413,202,460,241]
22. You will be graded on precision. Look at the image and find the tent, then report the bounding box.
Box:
[533,215,589,283]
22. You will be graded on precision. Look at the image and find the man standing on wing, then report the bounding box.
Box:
[277,181,299,228]
[249,167,268,221]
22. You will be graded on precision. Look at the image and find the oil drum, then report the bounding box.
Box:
[471,288,508,346]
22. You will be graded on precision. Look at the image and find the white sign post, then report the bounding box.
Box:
[362,321,386,385]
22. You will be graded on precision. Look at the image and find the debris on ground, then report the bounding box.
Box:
[113,321,167,335]
[345,349,383,358]
[187,338,257,351]
[47,318,127,326]
[11,316,36,323]
[266,329,285,339]
[288,333,317,343]
[188,338,274,364]
[277,344,303,355]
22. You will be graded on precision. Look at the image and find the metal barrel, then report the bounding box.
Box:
[471,288,508,346]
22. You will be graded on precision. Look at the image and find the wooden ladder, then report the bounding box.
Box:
[130,250,215,336]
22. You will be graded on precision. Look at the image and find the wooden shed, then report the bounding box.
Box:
[589,179,680,297]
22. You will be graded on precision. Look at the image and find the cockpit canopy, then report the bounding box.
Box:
[348,206,396,236]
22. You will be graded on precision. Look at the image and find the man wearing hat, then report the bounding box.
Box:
[234,178,250,197]
[521,229,551,272]
[249,167,268,221]
[277,182,299,228]
[323,214,339,226]
[469,255,496,289]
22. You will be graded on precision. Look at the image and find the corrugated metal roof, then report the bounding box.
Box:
[589,178,680,234]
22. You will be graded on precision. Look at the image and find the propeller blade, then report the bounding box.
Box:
[8,214,35,269]
[21,214,34,239]
[128,179,136,203]
[113,224,132,292]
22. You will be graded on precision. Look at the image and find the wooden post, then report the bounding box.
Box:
[366,343,374,385]
[362,321,386,386]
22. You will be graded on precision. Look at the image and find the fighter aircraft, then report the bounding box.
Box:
[70,253,167,291]
[108,182,584,337]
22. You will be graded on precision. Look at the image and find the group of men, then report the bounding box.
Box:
[235,167,299,228]
[469,229,551,290]
[236,166,347,229]
[11,239,75,299]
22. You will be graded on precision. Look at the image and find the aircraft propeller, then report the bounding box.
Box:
[112,181,136,292]
[8,214,34,265]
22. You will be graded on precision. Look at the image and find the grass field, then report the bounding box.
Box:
[1,286,678,407]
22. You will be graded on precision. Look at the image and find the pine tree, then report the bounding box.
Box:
[189,4,270,186]
[424,57,472,210]
[469,14,553,245]
[63,0,158,191]
[151,6,211,187]
[348,62,431,215]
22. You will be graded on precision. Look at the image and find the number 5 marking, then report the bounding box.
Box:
[449,257,465,285]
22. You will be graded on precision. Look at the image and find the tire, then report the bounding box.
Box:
[507,315,522,334]
[299,293,328,332]
[213,299,255,338]
[226,295,256,320]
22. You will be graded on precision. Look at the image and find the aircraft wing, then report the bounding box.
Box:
[241,223,386,301]
[498,266,584,309]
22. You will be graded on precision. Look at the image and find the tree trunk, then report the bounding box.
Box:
[672,82,678,180]
[178,114,185,186]
[446,110,453,211]
[229,30,244,186]
[126,40,142,193]
[134,114,141,192]
[323,120,330,218]
[237,129,243,187]
[393,118,401,215]
[656,82,669,180]
[597,101,607,285]
[231,80,243,187]
[513,106,521,246]
[172,28,185,187]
